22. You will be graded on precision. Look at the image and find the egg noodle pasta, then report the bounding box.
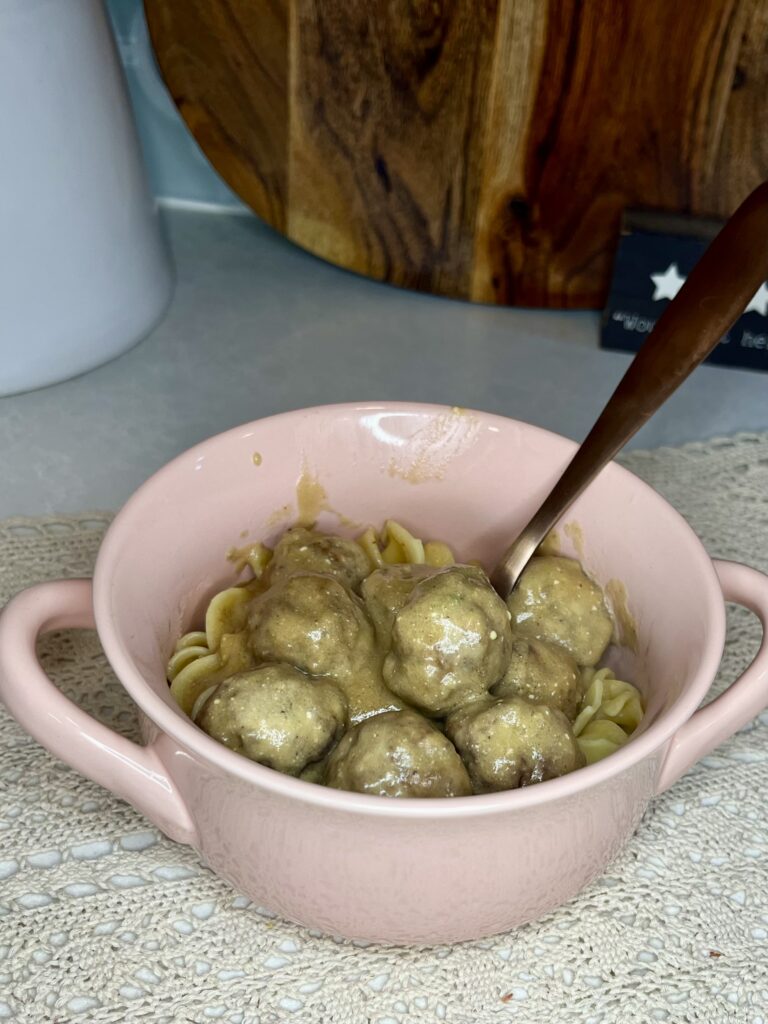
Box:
[168,521,644,769]
[169,579,264,717]
[572,666,644,764]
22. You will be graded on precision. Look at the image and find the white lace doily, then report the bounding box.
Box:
[2,435,768,1024]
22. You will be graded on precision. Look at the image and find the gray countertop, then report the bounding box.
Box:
[2,207,767,520]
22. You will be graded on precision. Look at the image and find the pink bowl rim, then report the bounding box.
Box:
[93,401,726,819]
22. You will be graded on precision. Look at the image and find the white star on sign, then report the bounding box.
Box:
[650,263,686,301]
[745,282,768,316]
[651,263,768,316]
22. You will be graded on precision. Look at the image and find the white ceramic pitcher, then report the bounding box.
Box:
[0,0,173,396]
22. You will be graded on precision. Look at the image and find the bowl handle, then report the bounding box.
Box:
[0,578,197,844]
[656,560,768,794]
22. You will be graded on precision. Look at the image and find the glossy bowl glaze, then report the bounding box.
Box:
[1,403,767,943]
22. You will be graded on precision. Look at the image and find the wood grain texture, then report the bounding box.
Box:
[701,0,768,211]
[145,0,768,309]
[288,1,498,295]
[147,0,290,230]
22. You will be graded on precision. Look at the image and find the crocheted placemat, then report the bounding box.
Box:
[2,435,768,1024]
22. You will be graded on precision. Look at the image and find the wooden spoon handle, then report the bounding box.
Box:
[494,181,768,594]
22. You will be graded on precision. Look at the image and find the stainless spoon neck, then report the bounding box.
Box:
[492,526,542,597]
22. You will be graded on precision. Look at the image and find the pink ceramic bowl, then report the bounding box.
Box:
[2,403,767,944]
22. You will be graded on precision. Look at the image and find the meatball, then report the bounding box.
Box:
[197,664,346,775]
[446,695,585,793]
[325,709,472,798]
[383,565,513,716]
[361,564,440,646]
[248,572,400,721]
[298,759,327,785]
[493,635,583,720]
[268,527,370,591]
[506,556,613,667]
[249,572,372,678]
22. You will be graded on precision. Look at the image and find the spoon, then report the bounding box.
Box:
[492,180,768,597]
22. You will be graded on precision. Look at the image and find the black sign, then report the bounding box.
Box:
[601,209,768,372]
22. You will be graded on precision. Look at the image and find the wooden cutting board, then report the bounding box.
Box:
[145,0,768,309]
